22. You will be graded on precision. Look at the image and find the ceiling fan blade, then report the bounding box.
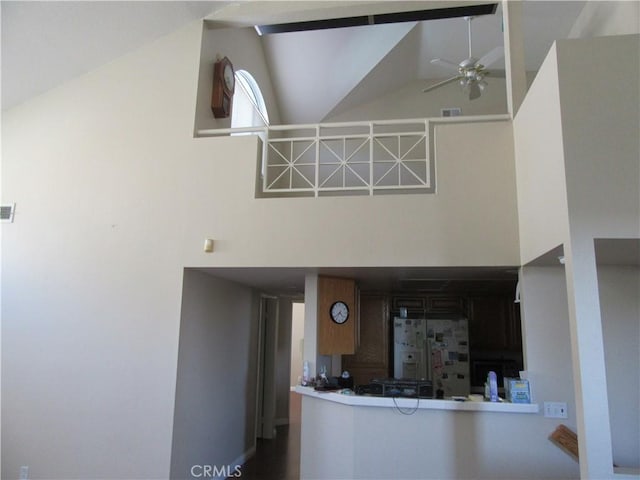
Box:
[485,69,506,78]
[422,76,460,93]
[430,58,461,72]
[477,46,504,68]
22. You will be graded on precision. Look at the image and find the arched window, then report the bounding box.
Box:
[231,70,269,130]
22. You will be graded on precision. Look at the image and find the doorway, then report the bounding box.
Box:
[256,295,279,439]
[289,302,305,388]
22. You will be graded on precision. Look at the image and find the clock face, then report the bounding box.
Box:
[223,64,235,92]
[330,301,349,324]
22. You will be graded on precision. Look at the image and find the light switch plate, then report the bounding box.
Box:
[544,402,568,418]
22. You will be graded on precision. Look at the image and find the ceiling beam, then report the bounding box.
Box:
[255,3,498,35]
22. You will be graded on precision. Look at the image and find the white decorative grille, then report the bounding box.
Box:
[263,120,433,196]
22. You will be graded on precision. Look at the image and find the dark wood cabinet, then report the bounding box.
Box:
[391,296,425,315]
[342,294,389,386]
[507,301,523,351]
[391,294,467,315]
[427,295,467,315]
[468,296,522,351]
[346,290,523,388]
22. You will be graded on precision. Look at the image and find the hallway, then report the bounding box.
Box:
[236,392,301,479]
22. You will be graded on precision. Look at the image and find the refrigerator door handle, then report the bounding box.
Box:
[425,339,432,382]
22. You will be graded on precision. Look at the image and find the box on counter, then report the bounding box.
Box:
[504,377,531,403]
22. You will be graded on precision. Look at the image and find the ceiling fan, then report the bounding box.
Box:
[423,16,504,100]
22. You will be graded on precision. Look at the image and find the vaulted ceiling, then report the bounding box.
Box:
[251,1,585,124]
[2,0,586,120]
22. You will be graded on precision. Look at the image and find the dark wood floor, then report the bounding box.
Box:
[233,392,301,479]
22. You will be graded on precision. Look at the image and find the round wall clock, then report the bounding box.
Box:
[330,301,350,324]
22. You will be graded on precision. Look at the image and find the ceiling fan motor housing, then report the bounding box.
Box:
[423,12,503,100]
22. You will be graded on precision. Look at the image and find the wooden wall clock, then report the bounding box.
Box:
[318,276,357,355]
[211,56,235,118]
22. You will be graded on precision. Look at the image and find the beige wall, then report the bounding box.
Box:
[179,121,519,269]
[569,1,640,39]
[514,33,639,478]
[597,265,640,468]
[1,13,520,477]
[556,35,640,240]
[519,266,575,408]
[170,270,260,478]
[1,20,206,480]
[513,43,570,265]
[2,0,636,477]
[557,35,639,477]
[289,303,305,386]
[302,393,578,480]
[275,297,293,423]
[324,78,509,122]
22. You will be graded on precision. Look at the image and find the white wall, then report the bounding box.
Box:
[597,266,640,468]
[170,270,259,478]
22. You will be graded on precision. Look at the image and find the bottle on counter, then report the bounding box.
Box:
[487,371,499,402]
[302,361,310,386]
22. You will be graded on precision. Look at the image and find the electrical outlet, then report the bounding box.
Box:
[19,466,29,480]
[544,402,568,418]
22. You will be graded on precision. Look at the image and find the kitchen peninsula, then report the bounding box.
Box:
[297,386,542,479]
[295,385,538,413]
[301,276,560,480]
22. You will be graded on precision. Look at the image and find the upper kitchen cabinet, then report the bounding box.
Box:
[342,294,390,386]
[391,294,467,316]
[468,296,522,352]
[427,295,468,315]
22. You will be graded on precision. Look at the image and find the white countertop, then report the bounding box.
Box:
[295,385,539,414]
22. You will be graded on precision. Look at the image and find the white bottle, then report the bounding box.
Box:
[302,361,310,385]
[488,371,499,402]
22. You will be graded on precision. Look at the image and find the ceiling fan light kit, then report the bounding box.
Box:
[423,15,504,101]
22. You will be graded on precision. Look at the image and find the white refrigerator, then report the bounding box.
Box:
[394,317,470,397]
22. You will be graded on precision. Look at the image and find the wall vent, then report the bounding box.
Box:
[1,203,15,223]
[441,108,462,117]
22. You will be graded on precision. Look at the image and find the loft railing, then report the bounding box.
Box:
[197,115,510,197]
[264,119,433,196]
